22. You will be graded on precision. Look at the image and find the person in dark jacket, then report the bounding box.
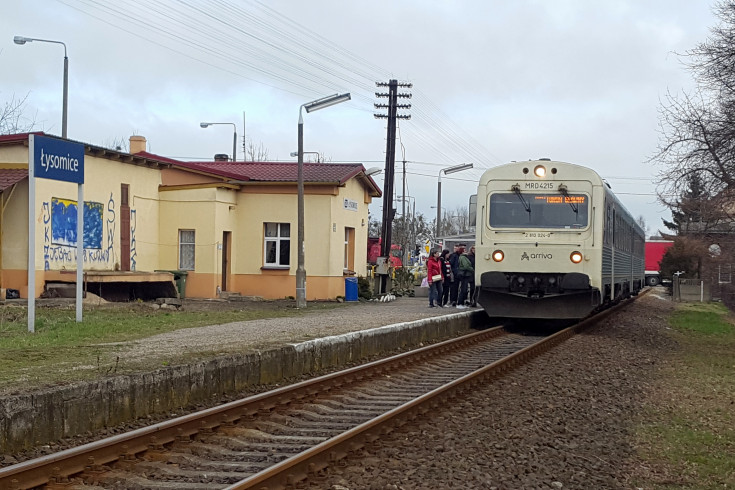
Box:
[448,244,465,306]
[439,249,453,306]
[467,245,477,306]
[457,245,475,308]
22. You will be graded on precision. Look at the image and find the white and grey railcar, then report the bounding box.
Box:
[474,160,645,320]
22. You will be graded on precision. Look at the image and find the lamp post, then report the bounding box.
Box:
[297,93,351,308]
[14,35,68,139]
[290,151,320,163]
[436,163,473,238]
[200,122,237,162]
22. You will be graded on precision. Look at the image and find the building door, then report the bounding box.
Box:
[120,184,130,271]
[222,231,231,292]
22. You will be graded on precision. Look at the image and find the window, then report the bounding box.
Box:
[179,230,195,270]
[264,223,290,267]
[488,192,589,229]
[344,227,355,271]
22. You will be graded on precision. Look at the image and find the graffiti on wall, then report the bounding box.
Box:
[106,193,116,265]
[43,195,117,269]
[130,209,137,271]
[50,198,104,248]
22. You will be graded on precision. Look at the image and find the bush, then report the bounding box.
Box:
[357,276,373,300]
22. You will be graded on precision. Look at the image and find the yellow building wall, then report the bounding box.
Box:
[158,186,239,298]
[229,180,371,300]
[0,146,32,290]
[1,179,29,292]
[328,178,370,276]
[0,147,164,297]
[0,146,29,165]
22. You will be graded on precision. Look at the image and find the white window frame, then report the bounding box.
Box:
[178,229,195,270]
[264,222,290,268]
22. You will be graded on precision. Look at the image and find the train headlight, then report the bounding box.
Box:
[570,251,583,264]
[492,250,504,262]
[534,165,546,178]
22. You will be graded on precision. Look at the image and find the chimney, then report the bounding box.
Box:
[214,153,229,161]
[129,135,147,154]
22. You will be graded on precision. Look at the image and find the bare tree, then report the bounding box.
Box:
[636,215,649,237]
[245,140,269,161]
[651,2,735,227]
[392,212,433,263]
[0,93,37,134]
[439,206,470,236]
[100,136,130,152]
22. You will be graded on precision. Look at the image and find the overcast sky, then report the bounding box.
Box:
[0,0,719,237]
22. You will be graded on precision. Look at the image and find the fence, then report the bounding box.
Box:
[672,277,711,302]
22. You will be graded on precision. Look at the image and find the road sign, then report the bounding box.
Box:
[28,135,86,332]
[33,135,84,184]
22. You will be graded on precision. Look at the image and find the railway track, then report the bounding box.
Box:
[0,297,636,489]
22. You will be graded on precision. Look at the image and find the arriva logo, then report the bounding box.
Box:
[40,148,80,173]
[521,252,552,260]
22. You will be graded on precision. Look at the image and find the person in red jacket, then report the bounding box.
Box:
[427,249,444,308]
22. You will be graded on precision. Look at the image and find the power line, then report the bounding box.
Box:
[56,0,500,171]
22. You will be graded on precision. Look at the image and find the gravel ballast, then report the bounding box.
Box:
[309,290,677,489]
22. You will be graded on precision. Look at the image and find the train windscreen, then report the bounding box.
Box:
[489,192,589,229]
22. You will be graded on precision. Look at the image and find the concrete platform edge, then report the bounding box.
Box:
[0,310,485,454]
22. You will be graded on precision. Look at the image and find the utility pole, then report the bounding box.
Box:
[375,79,412,294]
[402,159,407,220]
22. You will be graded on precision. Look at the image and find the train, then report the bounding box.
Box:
[474,159,645,320]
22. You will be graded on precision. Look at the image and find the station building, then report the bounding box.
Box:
[0,133,380,300]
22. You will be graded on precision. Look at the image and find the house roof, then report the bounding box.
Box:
[0,169,28,192]
[0,134,382,196]
[179,160,364,184]
[137,152,381,196]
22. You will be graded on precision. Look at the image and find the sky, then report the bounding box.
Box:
[0,0,720,238]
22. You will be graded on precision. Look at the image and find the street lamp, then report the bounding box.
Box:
[290,151,320,163]
[14,35,68,138]
[200,122,237,162]
[297,93,351,308]
[436,163,473,238]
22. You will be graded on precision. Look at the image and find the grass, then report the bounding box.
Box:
[633,302,735,489]
[0,301,341,393]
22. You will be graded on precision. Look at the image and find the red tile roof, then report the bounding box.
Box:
[178,161,364,185]
[0,169,28,192]
[136,151,380,195]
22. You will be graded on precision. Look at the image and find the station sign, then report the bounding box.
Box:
[33,135,85,184]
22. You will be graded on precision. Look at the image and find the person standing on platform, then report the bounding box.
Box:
[457,246,474,309]
[448,244,465,306]
[440,249,453,306]
[467,245,477,307]
[427,249,444,308]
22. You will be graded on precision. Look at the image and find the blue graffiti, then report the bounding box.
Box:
[42,202,51,271]
[107,193,116,260]
[50,198,103,248]
[83,202,103,249]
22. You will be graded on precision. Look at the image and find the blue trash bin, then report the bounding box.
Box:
[344,277,358,302]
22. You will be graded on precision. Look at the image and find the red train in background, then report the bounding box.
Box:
[645,239,674,286]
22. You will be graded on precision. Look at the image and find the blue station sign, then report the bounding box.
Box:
[33,135,85,184]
